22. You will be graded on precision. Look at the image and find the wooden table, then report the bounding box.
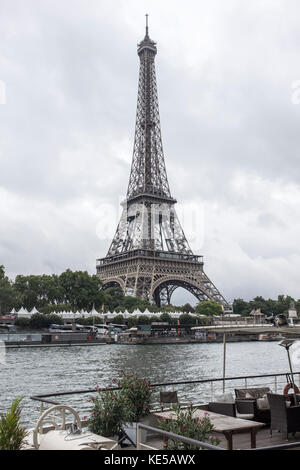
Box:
[153,409,264,450]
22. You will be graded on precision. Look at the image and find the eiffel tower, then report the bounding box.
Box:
[97,18,228,308]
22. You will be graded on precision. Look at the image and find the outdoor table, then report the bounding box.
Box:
[38,429,118,450]
[153,409,264,450]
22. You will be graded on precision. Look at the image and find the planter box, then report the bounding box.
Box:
[124,416,151,445]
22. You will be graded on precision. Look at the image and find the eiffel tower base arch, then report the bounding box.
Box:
[97,251,229,309]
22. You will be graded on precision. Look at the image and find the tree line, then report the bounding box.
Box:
[0,265,298,318]
[0,265,199,315]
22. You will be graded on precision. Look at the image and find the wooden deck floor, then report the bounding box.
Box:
[143,427,300,451]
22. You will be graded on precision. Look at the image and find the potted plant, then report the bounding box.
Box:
[0,397,29,450]
[88,389,133,439]
[157,404,220,450]
[116,372,153,443]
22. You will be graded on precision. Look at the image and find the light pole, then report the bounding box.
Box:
[279,339,297,405]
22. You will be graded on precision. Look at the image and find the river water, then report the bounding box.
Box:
[1,340,300,427]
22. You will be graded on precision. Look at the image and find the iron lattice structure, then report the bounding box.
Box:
[97,22,229,308]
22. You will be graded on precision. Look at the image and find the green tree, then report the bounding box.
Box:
[59,270,105,310]
[136,315,151,325]
[180,303,195,313]
[103,287,125,311]
[127,316,138,328]
[160,312,172,323]
[112,314,125,324]
[195,300,223,317]
[179,313,196,325]
[29,313,63,329]
[232,298,250,316]
[0,266,16,314]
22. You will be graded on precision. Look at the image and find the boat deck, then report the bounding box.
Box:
[24,424,300,451]
[140,427,300,450]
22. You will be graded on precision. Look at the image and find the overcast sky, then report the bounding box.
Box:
[1,0,300,304]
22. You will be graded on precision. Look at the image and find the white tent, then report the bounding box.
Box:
[30,307,39,314]
[89,308,99,317]
[143,309,155,317]
[132,309,142,317]
[17,307,32,318]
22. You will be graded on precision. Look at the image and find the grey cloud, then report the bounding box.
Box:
[1,0,300,304]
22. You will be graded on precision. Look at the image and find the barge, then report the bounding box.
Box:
[3,325,107,348]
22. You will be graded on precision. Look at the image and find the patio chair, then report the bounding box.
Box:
[159,391,179,410]
[208,392,236,417]
[207,401,236,417]
[234,387,271,424]
[267,393,300,439]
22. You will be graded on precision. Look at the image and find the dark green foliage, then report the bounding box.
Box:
[180,303,195,313]
[159,312,172,323]
[29,313,64,329]
[232,295,298,317]
[39,304,73,315]
[103,287,125,311]
[14,317,30,328]
[135,315,150,325]
[0,266,16,314]
[195,300,223,317]
[157,404,220,450]
[12,270,105,311]
[117,372,152,421]
[88,390,133,437]
[0,397,28,450]
[2,265,300,322]
[112,314,124,324]
[150,315,161,323]
[127,316,138,328]
[117,295,152,313]
[179,313,196,325]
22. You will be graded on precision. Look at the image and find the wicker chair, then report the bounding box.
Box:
[159,391,179,410]
[267,393,300,439]
[207,401,236,417]
[235,387,271,424]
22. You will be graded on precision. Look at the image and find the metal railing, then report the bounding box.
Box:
[253,441,300,451]
[28,372,300,451]
[30,371,300,414]
[136,423,222,450]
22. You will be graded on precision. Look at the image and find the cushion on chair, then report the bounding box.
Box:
[236,412,255,420]
[214,392,234,403]
[257,396,269,410]
[235,387,271,399]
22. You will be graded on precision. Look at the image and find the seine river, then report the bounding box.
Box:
[1,340,300,427]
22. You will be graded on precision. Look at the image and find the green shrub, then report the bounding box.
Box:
[117,372,152,421]
[136,315,150,325]
[158,404,220,450]
[159,313,172,323]
[88,390,133,437]
[14,317,30,328]
[29,313,63,329]
[0,397,28,450]
[127,316,138,328]
[112,314,124,324]
[179,313,196,325]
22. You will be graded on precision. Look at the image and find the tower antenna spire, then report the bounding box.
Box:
[145,13,149,37]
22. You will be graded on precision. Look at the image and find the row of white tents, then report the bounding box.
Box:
[11,307,204,321]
